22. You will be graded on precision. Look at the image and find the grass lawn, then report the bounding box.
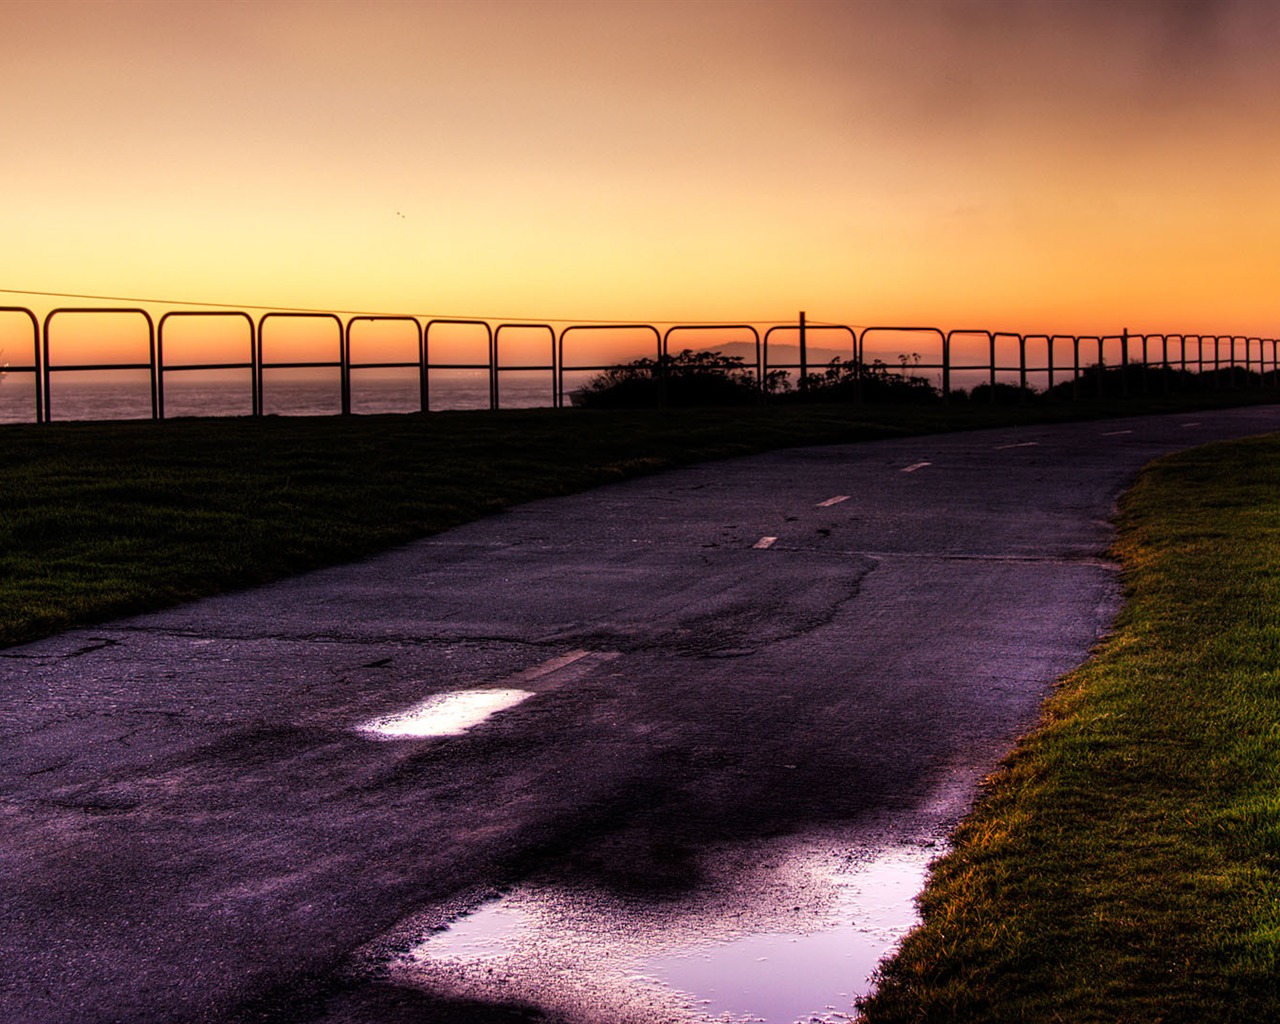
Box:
[860,433,1280,1022]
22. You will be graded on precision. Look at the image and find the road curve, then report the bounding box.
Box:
[1,406,1276,1023]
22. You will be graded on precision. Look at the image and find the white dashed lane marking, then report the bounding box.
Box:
[1101,430,1133,436]
[901,462,932,473]
[993,441,1040,450]
[516,650,594,680]
[816,495,850,507]
[753,536,779,549]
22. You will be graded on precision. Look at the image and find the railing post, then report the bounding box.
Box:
[340,317,352,415]
[489,330,498,410]
[854,327,864,404]
[419,323,427,413]
[941,332,950,401]
[798,310,808,391]
[1120,328,1129,398]
[1018,334,1027,401]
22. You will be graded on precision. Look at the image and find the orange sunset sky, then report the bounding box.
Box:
[3,0,1279,338]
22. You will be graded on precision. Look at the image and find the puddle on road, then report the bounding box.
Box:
[387,840,934,1024]
[427,900,533,960]
[642,853,928,1022]
[357,688,534,739]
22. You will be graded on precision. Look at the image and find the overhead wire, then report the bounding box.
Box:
[0,287,810,328]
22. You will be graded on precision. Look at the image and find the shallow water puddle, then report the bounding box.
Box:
[357,688,533,739]
[427,900,533,959]
[390,842,933,1024]
[641,852,929,1023]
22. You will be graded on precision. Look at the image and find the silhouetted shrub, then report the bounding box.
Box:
[782,356,940,404]
[573,349,760,408]
[1042,363,1263,400]
[578,350,1276,409]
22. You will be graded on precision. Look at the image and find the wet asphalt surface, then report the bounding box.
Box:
[2,406,1277,1024]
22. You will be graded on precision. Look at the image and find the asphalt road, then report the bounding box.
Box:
[2,406,1276,1024]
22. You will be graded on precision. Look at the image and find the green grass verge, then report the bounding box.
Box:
[860,433,1280,1022]
[0,391,1273,653]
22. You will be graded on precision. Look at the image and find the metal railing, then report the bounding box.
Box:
[1,300,1276,424]
[42,308,158,421]
[0,307,41,422]
[158,311,258,418]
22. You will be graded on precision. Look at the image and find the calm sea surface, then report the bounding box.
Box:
[0,360,1028,425]
[0,368,602,424]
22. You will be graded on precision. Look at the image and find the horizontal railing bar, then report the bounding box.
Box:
[46,362,153,372]
[259,361,343,370]
[159,362,255,372]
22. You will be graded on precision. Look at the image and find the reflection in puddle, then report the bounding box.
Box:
[429,901,534,960]
[358,688,533,738]
[389,842,934,1024]
[642,853,928,1022]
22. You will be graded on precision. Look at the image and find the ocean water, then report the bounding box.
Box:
[0,359,1058,426]
[0,368,600,424]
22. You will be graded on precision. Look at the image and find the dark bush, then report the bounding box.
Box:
[1043,363,1263,400]
[577,350,947,408]
[572,349,760,408]
[783,357,940,404]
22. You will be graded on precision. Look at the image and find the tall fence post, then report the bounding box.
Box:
[941,332,950,400]
[762,324,856,402]
[798,310,808,391]
[1120,328,1130,398]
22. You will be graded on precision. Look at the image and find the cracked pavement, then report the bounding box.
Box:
[1,406,1277,1023]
